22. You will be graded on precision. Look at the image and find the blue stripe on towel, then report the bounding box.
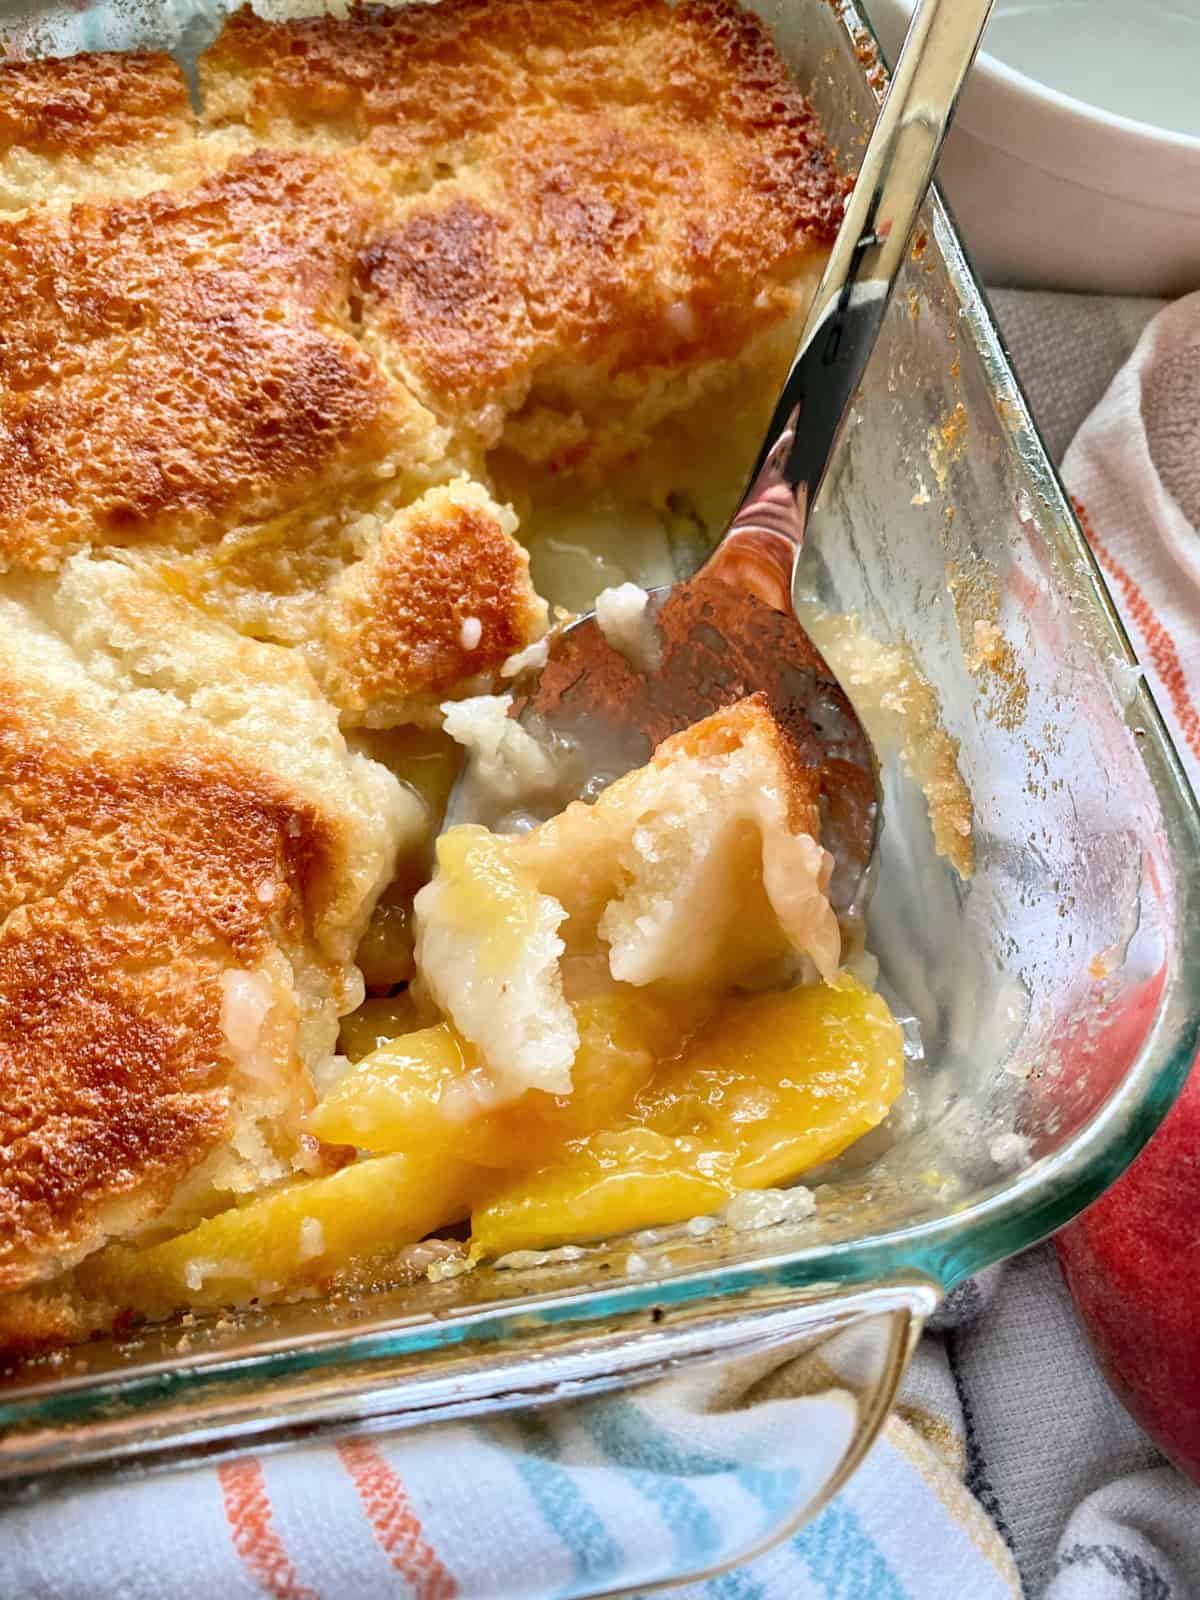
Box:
[593,1398,800,1524]
[504,1413,626,1596]
[580,1403,766,1599]
[799,1501,908,1600]
[705,1567,770,1600]
[581,1404,725,1566]
[584,1397,907,1600]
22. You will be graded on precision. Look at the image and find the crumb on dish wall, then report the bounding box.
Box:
[796,601,975,880]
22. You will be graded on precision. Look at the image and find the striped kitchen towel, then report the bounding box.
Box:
[4,294,1200,1600]
[2,1298,1022,1600]
[1,1245,1191,1599]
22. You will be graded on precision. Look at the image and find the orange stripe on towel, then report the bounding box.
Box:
[217,1457,318,1600]
[338,1438,458,1599]
[1073,496,1200,766]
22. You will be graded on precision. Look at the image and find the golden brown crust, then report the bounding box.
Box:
[203,0,845,450]
[0,147,434,573]
[0,929,231,1294]
[357,111,819,444]
[0,1283,117,1363]
[143,477,541,725]
[357,197,532,429]
[200,0,608,159]
[323,485,546,721]
[203,0,844,240]
[0,683,338,1291]
[0,49,192,160]
[655,692,822,839]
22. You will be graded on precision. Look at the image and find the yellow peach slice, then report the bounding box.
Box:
[78,1153,476,1318]
[470,975,902,1256]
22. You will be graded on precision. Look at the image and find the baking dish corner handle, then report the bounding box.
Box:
[465,1273,942,1600]
[578,1275,940,1599]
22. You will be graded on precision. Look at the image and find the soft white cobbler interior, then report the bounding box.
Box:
[416,699,840,1102]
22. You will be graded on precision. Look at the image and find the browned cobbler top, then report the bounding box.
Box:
[0,49,193,159]
[320,484,546,722]
[0,149,427,570]
[202,0,846,444]
[0,0,846,1343]
[0,671,340,1293]
[657,693,823,839]
[202,0,844,234]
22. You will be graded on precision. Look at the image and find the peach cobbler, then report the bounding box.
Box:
[0,0,904,1353]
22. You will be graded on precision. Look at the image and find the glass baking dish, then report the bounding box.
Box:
[1,0,1198,1592]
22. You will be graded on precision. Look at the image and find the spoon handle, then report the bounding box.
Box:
[712,0,995,606]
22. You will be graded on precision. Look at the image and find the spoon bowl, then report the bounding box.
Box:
[506,570,879,928]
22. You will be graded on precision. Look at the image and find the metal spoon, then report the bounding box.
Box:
[454,0,994,929]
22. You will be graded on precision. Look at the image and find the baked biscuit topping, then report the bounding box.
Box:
[0,563,416,1292]
[201,0,847,237]
[317,482,548,725]
[202,0,847,465]
[0,149,436,570]
[0,49,192,163]
[0,49,204,212]
[0,1,886,1352]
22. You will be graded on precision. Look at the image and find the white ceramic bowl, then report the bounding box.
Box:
[866,0,1200,296]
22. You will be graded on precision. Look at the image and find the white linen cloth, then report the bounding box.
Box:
[3,290,1200,1600]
